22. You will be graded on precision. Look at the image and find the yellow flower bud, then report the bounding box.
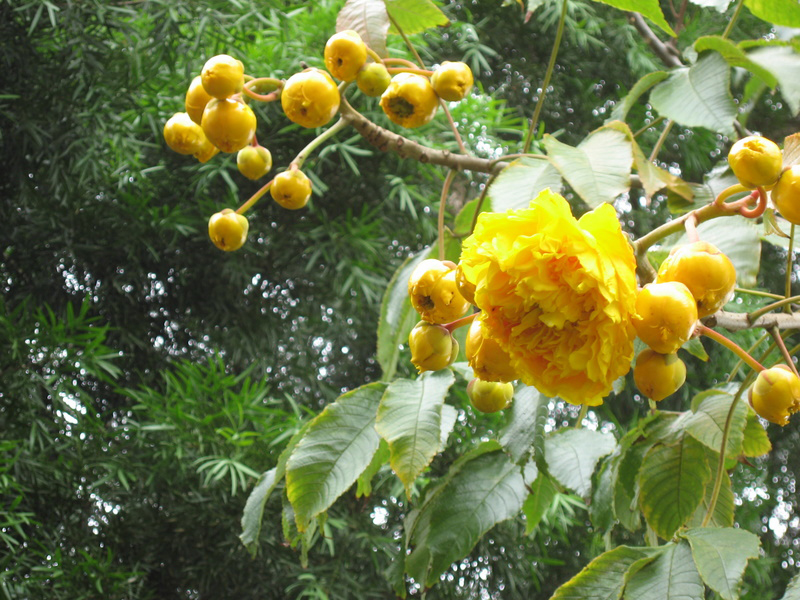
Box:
[728,135,783,189]
[408,321,458,373]
[208,209,249,252]
[771,165,800,226]
[380,73,438,129]
[201,54,245,99]
[281,68,340,129]
[324,30,368,82]
[408,259,470,324]
[185,75,214,124]
[163,112,207,155]
[467,378,514,413]
[466,319,517,382]
[431,61,473,102]
[633,282,698,354]
[201,98,257,153]
[633,350,686,402]
[237,145,273,180]
[356,62,392,97]
[749,365,800,426]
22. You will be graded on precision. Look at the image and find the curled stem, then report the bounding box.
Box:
[523,0,568,153]
[697,323,765,373]
[737,187,767,219]
[236,179,273,214]
[438,169,458,261]
[386,67,434,77]
[382,57,419,68]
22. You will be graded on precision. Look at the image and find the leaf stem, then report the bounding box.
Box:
[387,12,426,68]
[786,223,795,304]
[466,173,499,237]
[747,295,800,323]
[522,0,568,153]
[734,287,784,300]
[722,0,744,39]
[648,119,673,163]
[574,404,588,429]
[697,323,765,373]
[768,326,800,378]
[438,169,457,261]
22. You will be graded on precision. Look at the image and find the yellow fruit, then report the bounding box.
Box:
[380,73,438,129]
[201,98,257,153]
[270,169,312,210]
[237,145,272,180]
[749,364,800,426]
[408,321,459,373]
[455,263,476,305]
[465,319,517,382]
[431,61,474,102]
[633,281,698,354]
[467,378,514,413]
[656,241,737,318]
[208,208,249,252]
[772,166,800,225]
[356,62,392,97]
[163,112,207,155]
[324,30,368,82]
[201,54,244,99]
[408,259,470,324]
[185,75,214,124]
[193,135,220,163]
[633,349,686,402]
[728,135,783,189]
[281,68,340,129]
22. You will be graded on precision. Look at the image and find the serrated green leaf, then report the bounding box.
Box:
[650,53,736,134]
[239,468,279,558]
[376,248,433,380]
[545,428,617,497]
[742,407,772,457]
[385,0,449,35]
[590,0,675,36]
[375,370,455,495]
[551,545,664,600]
[591,454,617,532]
[746,46,800,115]
[286,382,387,531]
[356,439,390,497]
[610,71,669,122]
[337,0,390,57]
[616,442,648,531]
[487,157,563,212]
[684,391,748,458]
[406,450,527,586]
[499,384,550,464]
[624,541,704,600]
[543,125,633,208]
[744,0,800,27]
[683,527,760,600]
[780,570,800,600]
[639,436,711,540]
[695,36,777,87]
[523,474,557,535]
[688,462,734,529]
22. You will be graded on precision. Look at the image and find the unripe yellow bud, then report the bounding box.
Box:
[431,61,474,102]
[465,319,516,382]
[408,259,470,324]
[633,281,698,354]
[208,208,249,252]
[728,135,783,189]
[749,364,800,426]
[467,378,514,413]
[201,54,245,99]
[633,350,686,402]
[772,166,800,225]
[408,321,458,373]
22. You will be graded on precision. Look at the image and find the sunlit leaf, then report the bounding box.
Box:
[746,46,800,115]
[694,36,777,87]
[487,157,563,212]
[545,428,617,497]
[589,0,675,36]
[743,0,800,27]
[337,0,390,57]
[624,541,704,600]
[683,527,760,600]
[523,474,557,535]
[610,71,668,122]
[499,384,549,464]
[385,0,449,35]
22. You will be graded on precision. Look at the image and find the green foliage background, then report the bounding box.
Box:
[1,0,799,598]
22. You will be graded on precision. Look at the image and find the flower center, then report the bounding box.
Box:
[388,97,415,118]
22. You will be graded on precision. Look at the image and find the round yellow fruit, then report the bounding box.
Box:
[633,349,686,402]
[772,166,800,225]
[380,73,439,129]
[467,378,514,413]
[324,30,368,82]
[237,145,272,180]
[201,54,244,99]
[749,364,800,426]
[163,112,207,155]
[431,61,474,102]
[356,62,392,97]
[656,241,737,318]
[270,169,312,210]
[408,259,470,325]
[633,281,698,354]
[208,208,249,252]
[185,75,214,125]
[201,98,257,153]
[465,319,516,383]
[408,321,459,373]
[281,68,340,129]
[728,135,783,189]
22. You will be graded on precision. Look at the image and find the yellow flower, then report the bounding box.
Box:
[459,189,637,406]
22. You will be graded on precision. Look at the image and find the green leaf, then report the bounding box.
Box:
[746,46,800,115]
[439,403,457,451]
[689,464,734,529]
[683,527,760,600]
[744,0,800,27]
[684,390,748,458]
[610,71,669,122]
[356,439,390,497]
[523,474,557,535]
[239,468,279,558]
[650,53,736,134]
[589,0,675,36]
[499,384,550,464]
[551,545,664,600]
[375,370,455,495]
[286,382,387,531]
[543,125,633,208]
[683,337,709,361]
[487,157,563,212]
[337,0,391,57]
[405,450,527,587]
[545,428,617,497]
[376,248,433,380]
[385,0,449,35]
[591,454,618,532]
[638,436,711,540]
[742,407,772,457]
[694,36,777,87]
[781,570,800,600]
[624,541,704,600]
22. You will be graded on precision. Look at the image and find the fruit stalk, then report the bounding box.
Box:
[236,179,273,214]
[768,326,800,378]
[438,169,457,261]
[443,311,476,334]
[696,323,765,372]
[747,295,800,323]
[292,116,349,171]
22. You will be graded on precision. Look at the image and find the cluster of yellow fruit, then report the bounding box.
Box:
[406,258,515,414]
[632,241,736,402]
[728,135,799,223]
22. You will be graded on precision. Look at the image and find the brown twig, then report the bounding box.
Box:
[629,13,682,68]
